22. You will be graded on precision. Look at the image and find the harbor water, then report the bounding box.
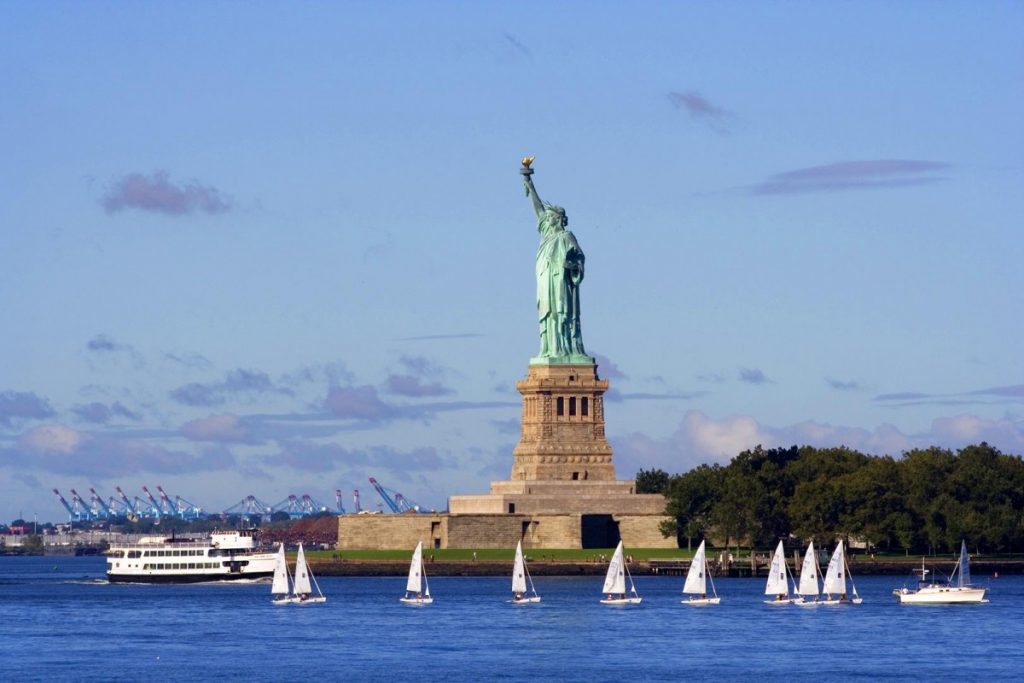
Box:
[1,556,1020,681]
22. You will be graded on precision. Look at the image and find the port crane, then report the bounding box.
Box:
[222,494,273,518]
[89,488,115,518]
[368,477,423,513]
[52,488,90,521]
[152,485,202,520]
[115,486,137,517]
[141,486,164,519]
[353,489,361,513]
[69,489,104,520]
[335,489,346,514]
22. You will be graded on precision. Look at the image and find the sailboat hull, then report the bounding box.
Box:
[292,596,327,605]
[819,596,861,605]
[509,596,542,604]
[794,597,821,607]
[763,598,794,605]
[681,597,720,606]
[400,596,434,605]
[600,597,642,605]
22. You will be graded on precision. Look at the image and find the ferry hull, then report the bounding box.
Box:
[108,570,274,584]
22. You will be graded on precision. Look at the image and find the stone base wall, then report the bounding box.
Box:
[337,514,443,551]
[448,490,667,516]
[337,512,676,550]
[617,515,676,548]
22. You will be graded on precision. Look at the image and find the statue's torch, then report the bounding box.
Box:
[520,156,535,177]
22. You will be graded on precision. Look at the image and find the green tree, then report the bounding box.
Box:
[22,534,44,555]
[660,464,723,549]
[635,468,670,494]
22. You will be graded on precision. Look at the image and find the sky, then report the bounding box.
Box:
[1,2,1022,522]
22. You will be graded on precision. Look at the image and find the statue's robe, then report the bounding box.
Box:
[536,225,585,358]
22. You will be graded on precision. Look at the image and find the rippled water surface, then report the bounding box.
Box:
[1,556,1020,681]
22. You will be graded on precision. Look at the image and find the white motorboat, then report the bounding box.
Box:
[894,541,988,605]
[680,540,720,605]
[400,541,433,605]
[510,541,541,604]
[600,541,642,605]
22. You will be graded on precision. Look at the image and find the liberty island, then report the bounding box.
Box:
[338,160,673,550]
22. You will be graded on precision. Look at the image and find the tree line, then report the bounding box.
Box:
[637,442,1024,554]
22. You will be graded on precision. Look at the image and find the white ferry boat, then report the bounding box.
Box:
[106,530,276,583]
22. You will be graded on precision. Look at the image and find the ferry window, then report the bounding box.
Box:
[582,397,589,416]
[188,563,196,569]
[128,550,141,559]
[144,550,151,557]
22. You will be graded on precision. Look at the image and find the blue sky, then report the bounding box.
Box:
[2,2,1022,521]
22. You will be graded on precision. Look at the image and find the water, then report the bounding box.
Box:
[1,556,1020,681]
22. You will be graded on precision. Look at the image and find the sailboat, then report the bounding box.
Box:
[600,541,641,605]
[680,539,720,605]
[763,540,795,605]
[400,541,433,605]
[291,543,326,604]
[510,540,541,604]
[794,541,821,606]
[271,543,293,605]
[820,540,862,605]
[894,540,988,604]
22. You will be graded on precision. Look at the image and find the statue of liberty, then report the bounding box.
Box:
[521,158,592,364]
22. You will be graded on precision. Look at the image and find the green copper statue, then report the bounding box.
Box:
[521,157,593,365]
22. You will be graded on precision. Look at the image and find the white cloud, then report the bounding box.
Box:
[20,424,86,454]
[180,414,251,443]
[612,410,1024,476]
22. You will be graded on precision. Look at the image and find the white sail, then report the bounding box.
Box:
[823,541,846,595]
[683,540,708,595]
[406,541,424,594]
[512,541,528,594]
[293,544,312,595]
[957,540,971,587]
[271,543,290,596]
[602,541,626,594]
[797,541,819,596]
[765,541,789,596]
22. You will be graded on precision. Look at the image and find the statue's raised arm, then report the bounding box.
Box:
[519,157,592,365]
[520,156,544,218]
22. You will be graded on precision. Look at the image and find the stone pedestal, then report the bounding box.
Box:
[442,361,675,549]
[511,363,615,481]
